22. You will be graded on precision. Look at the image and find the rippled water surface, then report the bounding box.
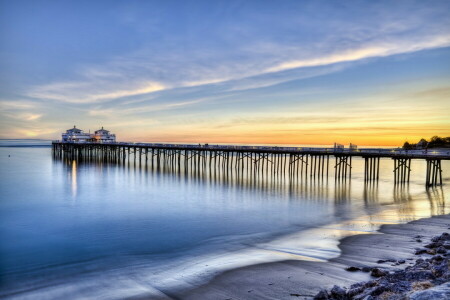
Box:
[0,144,448,299]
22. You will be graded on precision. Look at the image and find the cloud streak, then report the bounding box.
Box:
[266,35,450,73]
[28,81,166,104]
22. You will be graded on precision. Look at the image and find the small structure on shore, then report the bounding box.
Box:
[61,126,116,143]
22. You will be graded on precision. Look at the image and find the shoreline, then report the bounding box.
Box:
[164,214,450,300]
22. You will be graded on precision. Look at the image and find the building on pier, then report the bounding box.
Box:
[61,126,116,143]
[93,127,116,143]
[62,126,93,142]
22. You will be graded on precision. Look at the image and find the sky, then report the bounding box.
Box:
[0,0,449,146]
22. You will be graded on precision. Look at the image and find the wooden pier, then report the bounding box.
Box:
[52,142,450,187]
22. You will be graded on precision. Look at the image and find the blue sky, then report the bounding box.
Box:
[1,0,449,145]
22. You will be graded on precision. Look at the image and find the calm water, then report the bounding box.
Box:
[0,144,449,299]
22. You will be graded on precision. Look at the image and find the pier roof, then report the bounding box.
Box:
[95,126,110,133]
[66,126,82,133]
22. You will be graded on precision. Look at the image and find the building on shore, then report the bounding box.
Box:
[61,126,116,143]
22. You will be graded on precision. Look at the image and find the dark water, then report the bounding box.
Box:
[0,144,448,299]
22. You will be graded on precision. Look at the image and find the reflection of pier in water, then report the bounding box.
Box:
[52,142,449,186]
[55,152,446,219]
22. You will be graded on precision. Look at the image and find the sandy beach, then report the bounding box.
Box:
[163,214,450,300]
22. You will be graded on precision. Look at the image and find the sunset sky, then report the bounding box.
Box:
[1,0,449,146]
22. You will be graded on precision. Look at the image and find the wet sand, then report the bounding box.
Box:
[167,214,450,300]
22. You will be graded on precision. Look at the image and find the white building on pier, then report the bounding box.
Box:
[61,126,116,143]
[62,126,93,142]
[93,127,116,143]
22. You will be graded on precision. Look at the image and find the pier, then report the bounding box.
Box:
[52,142,450,187]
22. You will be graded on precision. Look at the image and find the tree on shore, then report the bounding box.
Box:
[402,136,450,149]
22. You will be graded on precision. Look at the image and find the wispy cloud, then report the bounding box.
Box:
[28,81,166,104]
[266,35,450,73]
[87,98,207,119]
[0,99,43,121]
[23,113,42,121]
[0,100,35,110]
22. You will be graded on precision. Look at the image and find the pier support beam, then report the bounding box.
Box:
[310,154,327,179]
[426,159,442,187]
[393,158,411,185]
[334,155,351,181]
[364,157,380,182]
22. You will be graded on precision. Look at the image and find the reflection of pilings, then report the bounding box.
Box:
[393,158,411,185]
[334,155,351,181]
[362,182,379,204]
[393,184,411,203]
[392,185,414,217]
[426,159,442,187]
[425,186,445,215]
[334,180,351,204]
[364,156,380,182]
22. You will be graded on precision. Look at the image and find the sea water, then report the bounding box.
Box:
[0,141,449,299]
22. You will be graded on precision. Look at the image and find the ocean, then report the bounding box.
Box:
[0,140,449,299]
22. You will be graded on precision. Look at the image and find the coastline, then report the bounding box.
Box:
[165,214,450,300]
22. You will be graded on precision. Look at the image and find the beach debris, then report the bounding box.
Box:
[313,289,329,300]
[425,242,442,249]
[409,282,450,299]
[415,248,428,255]
[289,293,312,297]
[371,268,388,277]
[431,236,440,242]
[313,232,450,300]
[330,285,347,299]
[426,248,436,255]
[437,246,447,254]
[377,259,396,264]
